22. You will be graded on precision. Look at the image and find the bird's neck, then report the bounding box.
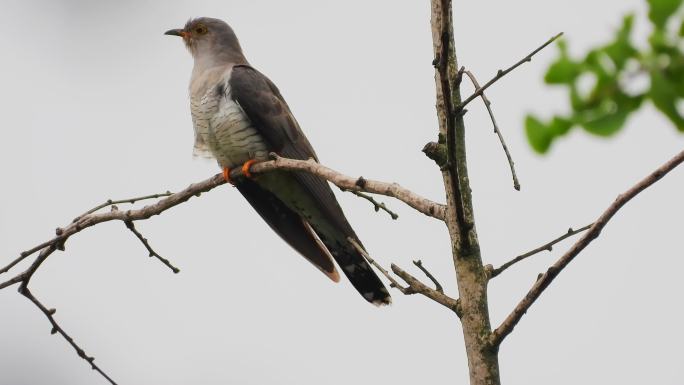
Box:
[189,62,231,98]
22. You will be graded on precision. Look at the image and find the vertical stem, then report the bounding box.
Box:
[429,1,501,384]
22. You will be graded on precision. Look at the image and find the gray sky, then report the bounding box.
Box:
[1,0,683,384]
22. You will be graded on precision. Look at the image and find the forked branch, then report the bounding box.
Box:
[488,224,592,278]
[0,156,448,384]
[456,32,563,114]
[490,147,684,347]
[461,69,520,190]
[348,238,460,315]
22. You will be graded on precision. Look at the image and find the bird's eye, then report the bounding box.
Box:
[194,25,208,35]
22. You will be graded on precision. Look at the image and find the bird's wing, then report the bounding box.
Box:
[229,65,391,305]
[235,178,339,283]
[228,65,355,237]
[229,65,318,161]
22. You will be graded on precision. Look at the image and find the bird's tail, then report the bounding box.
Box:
[318,235,391,306]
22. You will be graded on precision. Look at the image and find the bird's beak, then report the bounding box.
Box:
[164,29,188,38]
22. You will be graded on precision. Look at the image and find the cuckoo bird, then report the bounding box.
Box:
[165,17,391,305]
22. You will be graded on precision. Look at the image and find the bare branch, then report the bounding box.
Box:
[391,264,461,316]
[412,260,444,293]
[242,154,446,220]
[1,156,441,280]
[74,191,173,222]
[488,224,592,278]
[0,155,444,384]
[456,32,563,113]
[491,147,684,347]
[462,69,520,191]
[0,235,67,275]
[348,237,460,315]
[18,285,118,385]
[124,220,180,273]
[344,190,399,220]
[347,237,413,294]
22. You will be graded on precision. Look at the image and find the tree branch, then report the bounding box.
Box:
[0,155,447,384]
[245,154,446,220]
[412,259,444,293]
[490,147,684,347]
[73,192,173,222]
[348,238,460,314]
[124,220,180,273]
[461,69,520,191]
[455,32,563,114]
[391,263,461,316]
[344,190,399,220]
[1,156,443,279]
[347,237,413,295]
[488,224,592,278]
[18,285,118,385]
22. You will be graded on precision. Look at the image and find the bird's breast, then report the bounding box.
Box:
[190,70,269,168]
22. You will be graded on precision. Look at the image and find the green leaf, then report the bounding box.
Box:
[603,15,637,70]
[578,92,643,136]
[650,70,684,130]
[647,0,683,29]
[544,40,582,84]
[579,102,630,136]
[525,115,553,153]
[549,116,574,136]
[545,58,582,84]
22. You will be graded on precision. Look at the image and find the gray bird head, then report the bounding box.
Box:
[165,17,248,66]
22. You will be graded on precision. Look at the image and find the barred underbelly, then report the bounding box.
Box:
[208,99,269,169]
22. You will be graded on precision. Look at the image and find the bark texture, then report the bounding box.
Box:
[428,1,501,384]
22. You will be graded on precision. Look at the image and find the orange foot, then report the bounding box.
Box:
[222,167,233,184]
[241,159,257,179]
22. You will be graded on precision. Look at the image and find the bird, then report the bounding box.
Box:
[165,17,391,305]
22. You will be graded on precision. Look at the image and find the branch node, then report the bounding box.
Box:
[412,259,444,293]
[461,68,521,190]
[423,141,449,168]
[490,223,592,278]
[346,190,399,219]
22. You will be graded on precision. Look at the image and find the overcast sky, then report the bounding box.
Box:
[1,1,683,384]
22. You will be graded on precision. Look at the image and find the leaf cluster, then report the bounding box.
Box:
[527,0,684,153]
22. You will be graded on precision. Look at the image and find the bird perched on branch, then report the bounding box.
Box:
[165,17,391,305]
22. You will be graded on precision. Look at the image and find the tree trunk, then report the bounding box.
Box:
[428,1,501,384]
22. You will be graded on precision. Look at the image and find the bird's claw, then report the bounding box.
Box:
[241,159,257,179]
[223,167,233,184]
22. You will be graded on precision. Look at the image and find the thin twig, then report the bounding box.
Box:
[1,192,174,276]
[456,32,563,113]
[18,286,117,385]
[0,235,67,275]
[412,260,444,293]
[348,237,412,294]
[124,221,180,273]
[489,224,593,278]
[348,237,460,314]
[462,69,520,191]
[491,147,684,347]
[346,190,399,219]
[391,264,461,316]
[74,192,173,222]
